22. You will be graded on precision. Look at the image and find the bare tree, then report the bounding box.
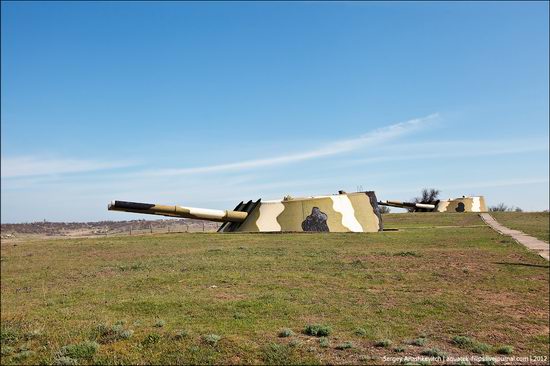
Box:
[413,188,441,204]
[489,203,523,212]
[379,205,391,214]
[409,188,440,212]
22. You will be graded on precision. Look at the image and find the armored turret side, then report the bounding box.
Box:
[236,191,382,233]
[436,196,487,213]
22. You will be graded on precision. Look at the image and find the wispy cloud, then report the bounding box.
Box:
[346,141,549,166]
[1,156,134,178]
[140,113,439,177]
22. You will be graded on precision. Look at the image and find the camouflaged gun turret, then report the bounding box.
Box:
[108,191,383,232]
[378,196,487,213]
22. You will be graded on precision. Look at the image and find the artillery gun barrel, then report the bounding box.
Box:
[108,200,248,223]
[379,200,436,210]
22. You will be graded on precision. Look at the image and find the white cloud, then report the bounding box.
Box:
[140,113,439,177]
[1,156,134,178]
[346,141,549,166]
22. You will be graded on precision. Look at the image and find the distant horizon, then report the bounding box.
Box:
[2,1,549,222]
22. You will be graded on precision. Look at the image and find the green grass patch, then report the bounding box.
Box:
[491,212,549,242]
[57,341,99,359]
[1,223,548,364]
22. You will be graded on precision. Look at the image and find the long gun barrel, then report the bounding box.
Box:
[108,200,248,223]
[378,200,436,210]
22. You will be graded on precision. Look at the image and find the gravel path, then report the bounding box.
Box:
[480,213,549,260]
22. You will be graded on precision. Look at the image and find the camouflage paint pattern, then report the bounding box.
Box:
[435,196,487,213]
[108,191,383,233]
[379,196,487,213]
[237,191,382,232]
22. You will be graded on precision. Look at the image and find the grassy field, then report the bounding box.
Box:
[1,214,549,365]
[383,212,486,229]
[490,212,549,242]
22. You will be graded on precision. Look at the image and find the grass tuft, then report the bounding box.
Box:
[354,327,367,336]
[374,339,392,347]
[93,323,133,343]
[154,319,165,328]
[452,335,473,347]
[393,346,405,353]
[202,334,221,346]
[335,341,354,350]
[288,339,301,348]
[0,326,19,345]
[141,333,161,346]
[24,329,42,340]
[278,328,294,338]
[411,337,427,346]
[319,337,330,348]
[471,342,491,354]
[57,341,99,359]
[304,324,331,337]
[420,348,447,358]
[452,335,491,354]
[496,345,513,355]
[13,350,34,361]
[173,329,189,340]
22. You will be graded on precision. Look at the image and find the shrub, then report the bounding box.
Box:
[374,339,392,347]
[288,339,301,348]
[452,335,473,347]
[154,320,165,328]
[24,329,42,340]
[141,333,161,346]
[393,346,405,353]
[1,345,14,356]
[421,348,447,358]
[13,350,34,361]
[335,341,353,350]
[57,341,99,359]
[0,326,19,345]
[319,337,329,348]
[496,345,513,355]
[411,337,427,346]
[174,330,189,340]
[202,334,221,346]
[278,328,294,338]
[471,342,491,354]
[379,206,391,214]
[304,324,331,337]
[354,327,367,336]
[93,323,133,343]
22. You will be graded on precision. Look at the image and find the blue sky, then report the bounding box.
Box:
[1,1,548,223]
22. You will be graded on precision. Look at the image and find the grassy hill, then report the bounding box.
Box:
[1,214,548,365]
[490,212,549,242]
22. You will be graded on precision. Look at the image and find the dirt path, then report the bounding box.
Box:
[480,213,549,260]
